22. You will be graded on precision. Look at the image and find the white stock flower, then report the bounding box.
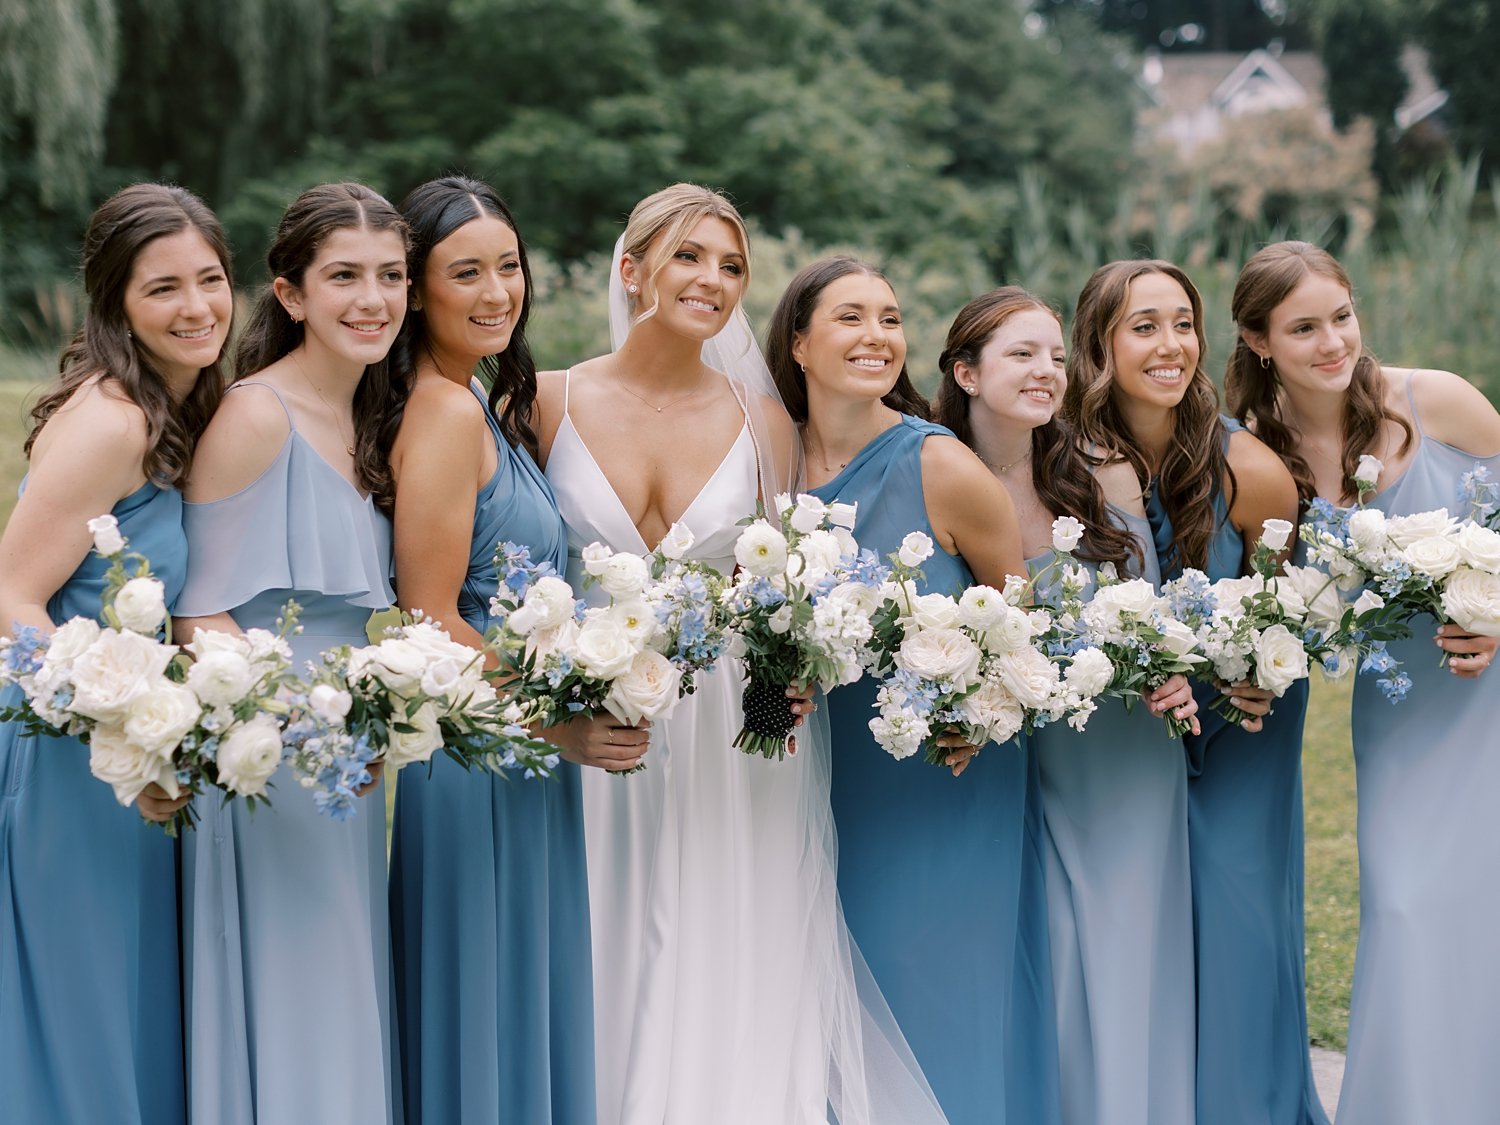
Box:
[68,630,176,721]
[1051,516,1085,553]
[87,514,125,556]
[789,494,830,534]
[957,585,1007,631]
[1454,522,1500,573]
[599,552,651,598]
[604,649,682,724]
[994,645,1062,709]
[113,578,168,635]
[1064,647,1114,698]
[1354,455,1384,488]
[959,680,1025,744]
[1253,624,1308,696]
[1259,518,1294,553]
[827,501,858,530]
[384,702,445,768]
[898,532,934,568]
[735,521,789,577]
[895,627,982,688]
[216,712,286,795]
[658,522,695,560]
[573,616,639,679]
[309,683,353,724]
[187,650,257,707]
[1345,508,1389,556]
[1402,534,1462,580]
[869,711,929,761]
[88,724,176,805]
[123,679,201,759]
[581,542,613,577]
[1440,566,1500,636]
[241,628,291,663]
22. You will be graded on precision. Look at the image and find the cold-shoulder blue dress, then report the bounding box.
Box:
[1145,417,1326,1125]
[389,381,595,1124]
[176,382,398,1125]
[1,480,187,1124]
[811,415,1061,1125]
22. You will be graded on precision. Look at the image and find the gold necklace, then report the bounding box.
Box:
[980,449,1032,475]
[616,371,706,414]
[291,352,356,457]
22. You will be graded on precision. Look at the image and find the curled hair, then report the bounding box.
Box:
[1061,260,1232,573]
[621,183,752,329]
[235,182,411,514]
[1225,240,1411,507]
[27,183,232,486]
[935,286,1139,570]
[765,256,930,425]
[397,175,539,459]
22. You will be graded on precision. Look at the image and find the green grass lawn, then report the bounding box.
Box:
[0,366,1363,1049]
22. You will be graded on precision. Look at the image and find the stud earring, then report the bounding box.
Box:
[964,384,978,396]
[627,283,639,295]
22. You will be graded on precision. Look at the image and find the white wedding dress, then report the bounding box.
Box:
[547,371,944,1125]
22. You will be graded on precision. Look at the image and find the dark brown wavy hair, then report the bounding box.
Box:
[1061,259,1232,573]
[397,175,540,459]
[935,286,1140,570]
[27,183,231,486]
[235,182,411,514]
[1225,240,1411,507]
[765,256,930,425]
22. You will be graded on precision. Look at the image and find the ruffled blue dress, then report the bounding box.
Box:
[1336,374,1500,1122]
[1027,508,1196,1125]
[811,415,1061,1125]
[1145,417,1326,1125]
[176,382,398,1125]
[0,480,186,1125]
[389,381,595,1125]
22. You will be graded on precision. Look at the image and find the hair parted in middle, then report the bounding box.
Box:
[1061,258,1232,573]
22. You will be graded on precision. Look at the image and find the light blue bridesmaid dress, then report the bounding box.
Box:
[1146,416,1327,1125]
[389,381,595,1125]
[175,383,398,1125]
[1335,373,1500,1123]
[811,415,1062,1125]
[1027,507,1196,1125]
[0,481,186,1124]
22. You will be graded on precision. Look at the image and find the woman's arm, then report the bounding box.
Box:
[1225,428,1300,573]
[921,435,1027,588]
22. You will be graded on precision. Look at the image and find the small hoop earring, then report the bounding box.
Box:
[1259,354,1271,370]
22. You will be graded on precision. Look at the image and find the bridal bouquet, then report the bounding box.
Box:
[0,516,303,834]
[724,494,885,759]
[284,617,559,820]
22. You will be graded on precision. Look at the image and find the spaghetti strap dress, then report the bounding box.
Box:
[811,415,1062,1125]
[389,380,595,1124]
[175,381,398,1125]
[1146,416,1327,1125]
[1335,372,1500,1123]
[1027,507,1195,1125]
[0,480,187,1125]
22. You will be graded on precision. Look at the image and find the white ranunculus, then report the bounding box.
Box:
[768,605,794,634]
[112,577,168,635]
[1403,534,1462,580]
[959,680,1025,744]
[68,630,176,721]
[1276,565,1343,627]
[599,552,651,598]
[827,501,858,530]
[186,649,257,707]
[908,593,961,631]
[1064,647,1114,698]
[994,645,1061,709]
[45,616,102,664]
[1254,624,1308,696]
[1386,508,1455,549]
[795,530,845,583]
[957,585,1007,631]
[1352,589,1385,617]
[658,522,695,560]
[384,701,445,769]
[790,493,830,534]
[363,639,428,695]
[604,649,682,725]
[1259,518,1294,553]
[735,521,789,577]
[896,627,982,687]
[215,712,285,795]
[984,605,1038,654]
[898,532,934,568]
[581,542,613,577]
[87,514,125,556]
[1354,454,1384,488]
[89,723,176,805]
[1345,508,1389,555]
[573,616,639,680]
[824,580,881,616]
[309,683,353,724]
[122,679,200,760]
[516,576,576,633]
[1440,566,1500,636]
[1454,522,1500,573]
[1051,516,1085,553]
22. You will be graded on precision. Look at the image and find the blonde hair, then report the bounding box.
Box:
[622,183,751,326]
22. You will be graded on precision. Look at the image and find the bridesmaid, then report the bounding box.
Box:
[933,286,1198,1125]
[386,175,619,1124]
[0,183,230,1125]
[1226,241,1500,1123]
[766,257,1061,1125]
[1062,260,1325,1125]
[173,183,407,1124]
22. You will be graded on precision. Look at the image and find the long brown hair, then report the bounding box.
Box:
[1225,240,1411,507]
[1062,260,1232,573]
[765,256,930,425]
[935,286,1140,570]
[235,182,411,513]
[27,183,231,486]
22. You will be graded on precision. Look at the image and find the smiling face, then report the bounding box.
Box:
[959,308,1066,433]
[277,224,408,369]
[627,215,745,341]
[1107,271,1201,412]
[416,214,525,367]
[121,228,232,394]
[791,271,907,406]
[1249,270,1362,396]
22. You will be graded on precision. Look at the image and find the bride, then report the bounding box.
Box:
[533,183,944,1125]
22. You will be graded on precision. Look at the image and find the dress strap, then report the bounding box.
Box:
[227,381,295,429]
[561,367,572,417]
[1404,369,1428,436]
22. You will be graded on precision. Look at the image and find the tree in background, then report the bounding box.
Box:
[1318,0,1408,184]
[1416,0,1500,177]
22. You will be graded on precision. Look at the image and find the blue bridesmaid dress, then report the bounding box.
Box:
[811,415,1062,1125]
[175,383,399,1124]
[389,381,595,1125]
[0,481,186,1124]
[1027,508,1196,1125]
[1335,373,1500,1122]
[1145,417,1326,1125]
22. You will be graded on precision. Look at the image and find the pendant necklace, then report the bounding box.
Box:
[617,371,706,414]
[292,352,356,457]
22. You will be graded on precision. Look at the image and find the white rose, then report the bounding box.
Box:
[1354,454,1384,488]
[1211,575,1264,616]
[827,501,858,530]
[581,542,613,577]
[1441,566,1500,636]
[735,521,789,577]
[363,638,427,695]
[789,494,829,534]
[1276,565,1344,627]
[909,593,961,631]
[599,552,651,598]
[1082,579,1160,638]
[603,649,682,725]
[309,683,353,724]
[1403,534,1462,580]
[87,514,126,556]
[122,679,200,760]
[1259,518,1294,553]
[1064,646,1114,698]
[1253,624,1308,696]
[89,724,176,805]
[397,621,470,663]
[898,532,934,568]
[957,585,1007,631]
[994,646,1062,709]
[384,701,445,769]
[1156,617,1204,663]
[44,617,102,664]
[216,712,286,796]
[1345,508,1389,555]
[526,617,581,665]
[658,522,695,560]
[1386,508,1455,549]
[895,627,982,687]
[1454,522,1500,573]
[184,629,248,659]
[768,605,794,634]
[186,649,257,707]
[959,680,1025,744]
[1051,516,1085,553]
[69,630,176,721]
[1352,589,1385,617]
[573,616,639,679]
[111,577,168,635]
